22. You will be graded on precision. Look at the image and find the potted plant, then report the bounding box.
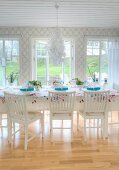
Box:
[74,78,84,86]
[29,80,42,91]
[7,72,18,86]
[74,78,84,90]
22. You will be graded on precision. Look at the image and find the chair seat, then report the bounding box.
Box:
[79,110,104,118]
[11,111,43,124]
[85,112,104,118]
[52,112,72,120]
[28,111,43,122]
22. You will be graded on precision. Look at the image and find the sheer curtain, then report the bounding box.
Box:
[108,38,119,90]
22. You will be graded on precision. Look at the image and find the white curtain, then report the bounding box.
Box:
[108,38,119,90]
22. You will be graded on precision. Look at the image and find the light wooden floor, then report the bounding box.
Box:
[0,112,119,170]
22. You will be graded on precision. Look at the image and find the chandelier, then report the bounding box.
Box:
[48,3,65,65]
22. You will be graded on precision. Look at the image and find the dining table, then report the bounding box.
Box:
[0,86,118,140]
[0,86,119,115]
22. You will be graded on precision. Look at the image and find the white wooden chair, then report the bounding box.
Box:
[77,90,109,139]
[0,111,7,135]
[49,91,75,140]
[0,97,8,135]
[109,95,119,124]
[4,92,44,150]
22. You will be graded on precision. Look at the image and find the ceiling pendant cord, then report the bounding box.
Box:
[55,2,59,30]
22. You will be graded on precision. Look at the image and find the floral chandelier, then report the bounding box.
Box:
[48,3,65,65]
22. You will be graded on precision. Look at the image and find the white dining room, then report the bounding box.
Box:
[0,0,119,170]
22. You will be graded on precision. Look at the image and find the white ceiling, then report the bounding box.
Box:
[0,0,119,28]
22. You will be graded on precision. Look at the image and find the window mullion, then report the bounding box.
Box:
[46,51,49,85]
[3,40,6,86]
[62,61,64,81]
[99,41,101,83]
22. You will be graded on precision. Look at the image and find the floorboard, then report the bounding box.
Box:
[0,112,119,170]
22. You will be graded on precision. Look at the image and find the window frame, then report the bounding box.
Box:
[0,37,20,86]
[32,38,75,84]
[86,37,108,83]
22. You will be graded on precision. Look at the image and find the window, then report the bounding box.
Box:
[33,39,74,85]
[86,39,108,83]
[0,39,19,86]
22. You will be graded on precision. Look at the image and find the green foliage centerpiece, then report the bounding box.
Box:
[75,78,84,86]
[29,80,42,91]
[7,72,18,85]
[69,78,84,90]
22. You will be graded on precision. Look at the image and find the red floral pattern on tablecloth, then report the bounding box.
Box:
[0,96,5,103]
[0,90,119,104]
[27,92,49,104]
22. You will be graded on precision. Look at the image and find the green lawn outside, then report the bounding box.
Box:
[0,55,108,85]
[6,62,19,76]
[86,55,108,77]
[37,65,70,76]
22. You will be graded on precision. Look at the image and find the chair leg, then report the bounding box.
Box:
[50,115,52,131]
[49,113,51,131]
[105,111,108,138]
[41,114,44,139]
[77,112,79,130]
[50,117,53,140]
[13,122,15,135]
[0,114,2,126]
[84,118,86,141]
[104,118,108,139]
[0,114,3,136]
[89,119,91,127]
[102,118,105,139]
[97,119,99,129]
[71,117,73,141]
[118,111,119,123]
[9,120,12,144]
[110,111,112,123]
[7,117,11,143]
[24,125,28,150]
[62,120,63,128]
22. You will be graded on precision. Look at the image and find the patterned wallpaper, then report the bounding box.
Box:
[0,27,119,84]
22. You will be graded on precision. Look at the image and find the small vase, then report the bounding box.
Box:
[34,86,39,91]
[9,82,14,86]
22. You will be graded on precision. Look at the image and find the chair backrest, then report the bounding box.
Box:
[4,92,27,122]
[84,90,109,113]
[49,91,75,113]
[26,94,49,111]
[109,95,119,111]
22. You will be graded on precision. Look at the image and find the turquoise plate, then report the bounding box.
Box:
[55,87,68,91]
[20,87,34,92]
[87,87,101,91]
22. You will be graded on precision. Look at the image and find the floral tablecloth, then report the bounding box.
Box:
[0,88,119,113]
